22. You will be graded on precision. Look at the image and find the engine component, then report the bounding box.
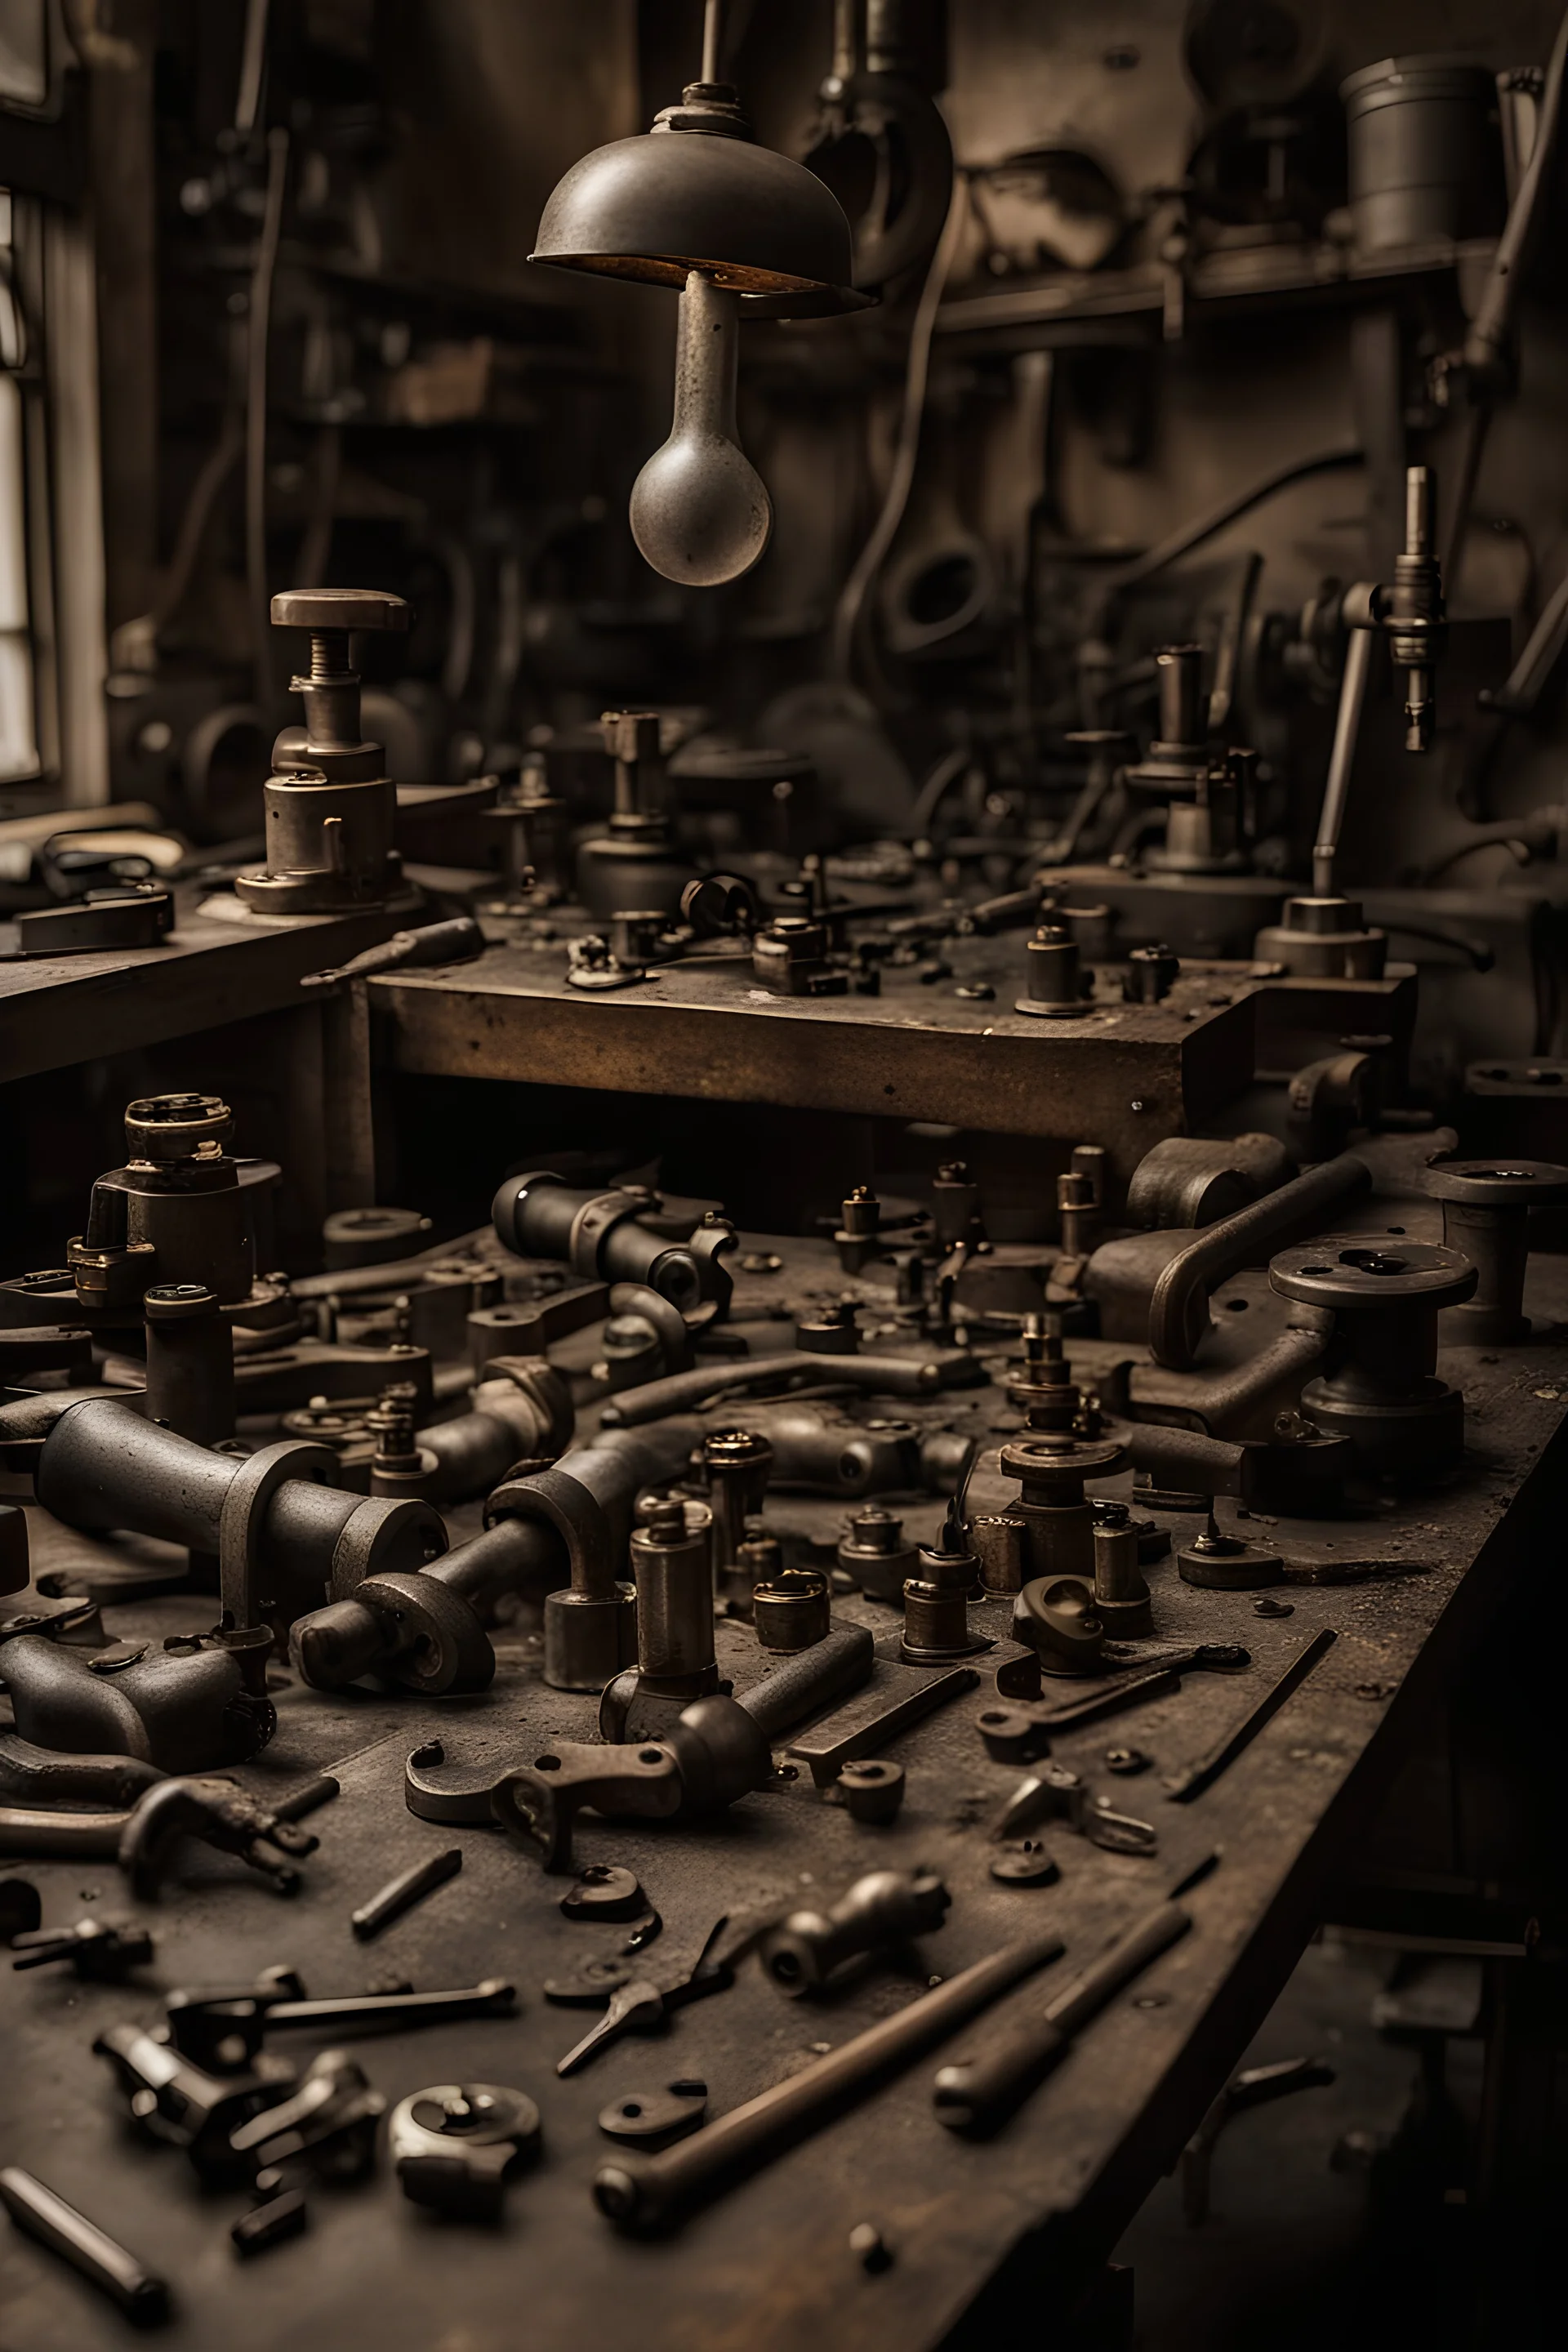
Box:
[0,2167,172,2323]
[406,1621,875,1871]
[143,1282,236,1446]
[1269,1239,1477,1484]
[1093,1503,1152,1637]
[1015,921,1091,1018]
[577,711,697,918]
[752,1566,831,1651]
[69,1092,254,1312]
[836,1758,906,1824]
[703,1427,774,1610]
[236,591,410,914]
[0,1628,275,1772]
[837,1505,920,1601]
[971,1514,1025,1597]
[1423,1158,1568,1343]
[492,1170,702,1312]
[1012,1575,1105,1678]
[388,2083,541,2221]
[995,1430,1129,1583]
[1343,56,1504,254]
[901,1527,987,1663]
[32,1401,446,1633]
[626,1495,719,1699]
[760,1866,949,1995]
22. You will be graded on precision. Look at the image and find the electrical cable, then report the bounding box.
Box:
[831,174,970,683]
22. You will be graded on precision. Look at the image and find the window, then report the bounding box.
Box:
[0,185,38,778]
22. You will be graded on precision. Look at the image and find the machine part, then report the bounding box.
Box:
[971,1515,1025,1597]
[0,2167,171,2323]
[1269,1239,1477,1484]
[236,591,411,914]
[94,2023,297,2175]
[901,1533,987,1663]
[1164,1628,1339,1800]
[33,1400,446,1635]
[232,2189,309,2257]
[69,1091,252,1310]
[120,1774,324,1900]
[492,1172,702,1313]
[987,1832,1062,1891]
[11,1917,154,1979]
[704,1427,774,1608]
[932,1899,1193,2135]
[389,2083,541,2221]
[787,1660,980,1786]
[228,2050,386,2182]
[484,1460,639,1694]
[0,1629,276,1774]
[299,916,485,991]
[971,1652,1245,1765]
[996,1431,1129,1584]
[838,1507,920,1602]
[760,1867,949,1995]
[165,1980,515,2074]
[1342,57,1503,254]
[598,1349,965,1428]
[1106,1747,1152,1776]
[805,0,954,286]
[0,1737,164,1811]
[1125,944,1181,1001]
[1178,1512,1284,1592]
[1125,1135,1290,1232]
[1093,1506,1152,1637]
[627,1497,718,1698]
[483,755,570,909]
[837,1759,906,1824]
[292,1418,708,1697]
[576,712,696,920]
[143,1283,236,1446]
[1013,1576,1106,1679]
[555,1917,733,2075]
[751,914,848,998]
[1424,1159,1568,1343]
[409,1623,875,1870]
[598,2081,708,2147]
[753,1567,831,1651]
[1016,922,1092,1018]
[414,1358,573,1506]
[593,1922,1067,2233]
[350,1847,462,1940]
[991,1763,1157,1856]
[1179,2055,1335,2226]
[1144,1153,1372,1371]
[562,1866,646,1922]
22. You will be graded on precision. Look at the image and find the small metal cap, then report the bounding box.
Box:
[270,590,410,633]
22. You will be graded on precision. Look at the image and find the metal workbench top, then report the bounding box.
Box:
[4,1239,1566,2349]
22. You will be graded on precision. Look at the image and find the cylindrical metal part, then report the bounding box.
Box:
[630,1499,717,1692]
[1153,643,1204,753]
[836,1506,919,1603]
[704,1428,773,1604]
[0,2167,170,2323]
[237,768,399,913]
[1342,56,1504,253]
[737,1622,875,1739]
[1019,925,1086,1015]
[971,1514,1025,1597]
[143,1285,236,1446]
[1092,1507,1153,1637]
[752,1568,831,1652]
[901,1540,986,1663]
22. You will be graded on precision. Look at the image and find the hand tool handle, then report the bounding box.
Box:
[932,1901,1192,2135]
[738,1620,874,1737]
[593,1924,1065,2231]
[0,2166,169,2322]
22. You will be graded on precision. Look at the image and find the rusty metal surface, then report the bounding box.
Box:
[371,945,1257,1175]
[4,1240,1566,2348]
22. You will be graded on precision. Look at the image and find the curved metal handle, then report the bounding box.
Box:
[1147,1154,1372,1371]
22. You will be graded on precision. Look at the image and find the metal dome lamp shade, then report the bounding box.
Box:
[529,2,867,588]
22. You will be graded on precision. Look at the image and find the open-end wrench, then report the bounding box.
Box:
[556,1919,732,2077]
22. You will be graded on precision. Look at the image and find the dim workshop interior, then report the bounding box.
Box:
[3,2,1568,2344]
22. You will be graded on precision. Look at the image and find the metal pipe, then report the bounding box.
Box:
[1312,625,1374,897]
[1147,1157,1371,1371]
[599,1352,953,1428]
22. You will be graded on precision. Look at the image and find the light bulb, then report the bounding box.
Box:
[630,270,772,587]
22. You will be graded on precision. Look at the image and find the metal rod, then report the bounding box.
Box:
[1313,625,1374,897]
[245,127,289,710]
[0,2167,170,2323]
[702,0,724,84]
[1163,1627,1338,1802]
[350,1846,462,1940]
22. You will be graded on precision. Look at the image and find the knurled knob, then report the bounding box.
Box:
[270,590,411,634]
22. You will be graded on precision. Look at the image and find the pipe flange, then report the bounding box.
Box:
[218,1441,340,1632]
[327,1497,449,1601]
[1267,1236,1477,1313]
